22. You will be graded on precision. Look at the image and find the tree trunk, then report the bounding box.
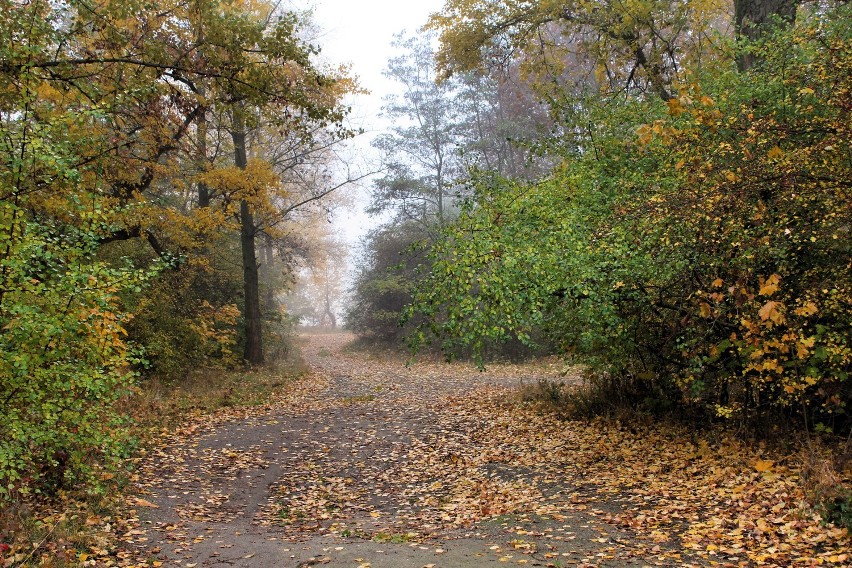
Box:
[262,234,277,315]
[232,111,264,365]
[323,291,337,329]
[735,0,799,71]
[197,89,211,208]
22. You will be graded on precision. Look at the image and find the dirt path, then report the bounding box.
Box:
[124,333,695,567]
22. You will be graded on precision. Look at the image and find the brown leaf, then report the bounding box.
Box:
[129,497,159,508]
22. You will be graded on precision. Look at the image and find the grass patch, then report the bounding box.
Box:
[519,379,570,412]
[0,493,126,568]
[131,346,308,429]
[372,531,415,543]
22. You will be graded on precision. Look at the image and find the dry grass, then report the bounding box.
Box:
[799,436,852,530]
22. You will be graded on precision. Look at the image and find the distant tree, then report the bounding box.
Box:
[352,30,551,345]
[347,222,431,343]
[370,32,464,231]
[284,231,348,329]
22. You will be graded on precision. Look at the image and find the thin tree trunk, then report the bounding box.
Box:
[232,110,264,365]
[262,235,276,315]
[195,10,211,208]
[735,0,799,71]
[323,289,337,329]
[197,87,211,208]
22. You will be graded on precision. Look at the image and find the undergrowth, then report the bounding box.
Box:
[0,344,308,567]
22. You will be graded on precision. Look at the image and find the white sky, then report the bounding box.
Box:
[308,0,446,246]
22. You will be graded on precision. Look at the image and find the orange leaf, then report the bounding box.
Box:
[129,497,159,508]
[758,301,784,324]
[794,301,818,317]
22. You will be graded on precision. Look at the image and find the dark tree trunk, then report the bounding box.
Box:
[323,291,337,329]
[197,93,211,208]
[735,0,799,71]
[232,111,264,365]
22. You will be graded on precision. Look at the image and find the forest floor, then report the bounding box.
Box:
[110,332,849,568]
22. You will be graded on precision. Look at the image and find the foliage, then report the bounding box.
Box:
[409,5,851,427]
[0,203,161,499]
[427,0,732,101]
[0,0,354,501]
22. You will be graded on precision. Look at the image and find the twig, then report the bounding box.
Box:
[12,520,59,567]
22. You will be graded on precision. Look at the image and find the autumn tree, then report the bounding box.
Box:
[0,0,216,496]
[0,0,355,496]
[427,0,732,102]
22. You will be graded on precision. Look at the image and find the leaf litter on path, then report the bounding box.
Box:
[105,333,849,568]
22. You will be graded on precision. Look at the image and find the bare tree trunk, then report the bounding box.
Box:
[323,290,337,329]
[735,0,799,71]
[197,88,211,208]
[262,234,277,315]
[232,110,264,365]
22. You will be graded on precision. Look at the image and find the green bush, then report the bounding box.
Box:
[408,7,852,429]
[0,206,159,498]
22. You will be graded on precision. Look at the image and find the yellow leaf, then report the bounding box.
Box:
[712,278,723,288]
[767,146,783,160]
[797,336,816,359]
[759,274,781,297]
[699,302,712,318]
[636,124,652,145]
[724,171,737,182]
[754,459,774,472]
[667,98,684,116]
[798,87,815,95]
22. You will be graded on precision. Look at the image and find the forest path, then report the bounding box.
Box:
[125,333,693,567]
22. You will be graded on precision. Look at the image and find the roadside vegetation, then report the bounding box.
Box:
[1,0,850,564]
